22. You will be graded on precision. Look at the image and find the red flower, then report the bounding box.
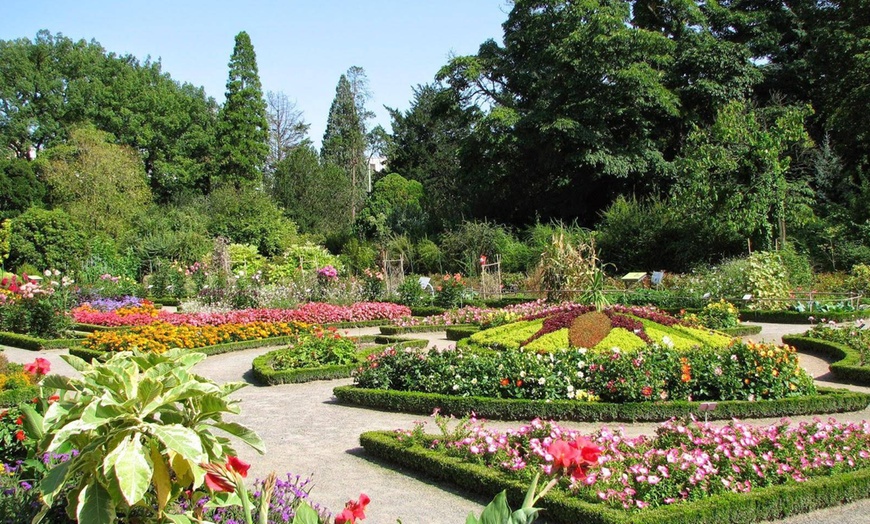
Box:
[500,378,510,386]
[15,430,25,441]
[202,456,250,493]
[48,394,60,404]
[547,436,601,482]
[516,379,523,387]
[335,493,370,523]
[24,358,51,376]
[641,386,653,397]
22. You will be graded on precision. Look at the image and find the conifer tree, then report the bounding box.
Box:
[215,31,268,189]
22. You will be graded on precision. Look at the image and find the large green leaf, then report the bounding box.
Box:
[48,418,105,452]
[41,374,76,391]
[77,481,115,524]
[292,502,322,524]
[60,353,91,373]
[19,404,44,440]
[211,421,265,454]
[150,445,172,514]
[147,424,205,464]
[39,459,72,503]
[104,434,152,506]
[477,490,511,524]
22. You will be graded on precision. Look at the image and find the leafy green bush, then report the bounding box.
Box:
[7,207,87,273]
[30,349,264,523]
[688,299,740,330]
[266,330,358,370]
[396,274,433,307]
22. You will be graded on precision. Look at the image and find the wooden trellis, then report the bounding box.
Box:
[384,256,405,296]
[480,255,502,299]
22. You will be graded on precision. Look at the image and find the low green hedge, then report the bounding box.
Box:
[333,386,869,422]
[360,430,870,524]
[446,326,480,341]
[252,337,429,385]
[67,334,308,362]
[718,325,763,337]
[72,323,129,333]
[481,296,538,308]
[410,306,447,317]
[323,320,389,329]
[379,324,473,335]
[0,385,40,407]
[0,331,82,351]
[660,308,865,324]
[784,335,870,386]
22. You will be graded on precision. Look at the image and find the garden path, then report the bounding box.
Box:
[2,322,870,523]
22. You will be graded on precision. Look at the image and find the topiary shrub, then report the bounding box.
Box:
[568,311,612,348]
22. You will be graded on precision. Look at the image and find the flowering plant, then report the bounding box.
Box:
[316,265,339,281]
[0,272,74,338]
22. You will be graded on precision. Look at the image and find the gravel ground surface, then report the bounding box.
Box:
[3,321,870,523]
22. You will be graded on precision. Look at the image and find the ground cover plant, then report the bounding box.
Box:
[71,301,410,327]
[363,415,870,523]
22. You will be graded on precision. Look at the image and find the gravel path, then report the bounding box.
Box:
[3,322,870,523]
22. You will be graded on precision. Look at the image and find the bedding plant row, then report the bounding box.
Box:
[782,320,870,385]
[361,415,870,524]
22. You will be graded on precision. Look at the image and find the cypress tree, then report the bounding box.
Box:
[215,31,268,189]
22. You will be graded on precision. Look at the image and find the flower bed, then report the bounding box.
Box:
[252,335,429,385]
[360,417,870,524]
[80,320,309,354]
[71,301,411,327]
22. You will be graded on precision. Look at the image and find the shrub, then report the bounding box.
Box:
[6,207,87,273]
[30,349,264,522]
[266,329,358,370]
[397,274,432,307]
[690,299,740,330]
[567,311,612,348]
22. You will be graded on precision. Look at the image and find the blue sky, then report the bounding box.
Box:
[1,1,509,147]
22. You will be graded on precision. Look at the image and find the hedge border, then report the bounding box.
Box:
[360,430,870,524]
[333,386,870,423]
[251,337,429,385]
[67,334,308,362]
[0,385,40,407]
[661,308,866,324]
[784,335,870,386]
[0,331,83,351]
[718,325,763,337]
[446,326,480,341]
[380,324,473,335]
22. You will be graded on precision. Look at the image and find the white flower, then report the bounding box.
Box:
[661,336,674,348]
[538,377,546,385]
[44,269,52,277]
[567,390,576,399]
[452,384,460,391]
[577,347,587,354]
[520,371,526,378]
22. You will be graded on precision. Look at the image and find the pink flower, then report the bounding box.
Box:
[24,358,50,376]
[335,493,370,523]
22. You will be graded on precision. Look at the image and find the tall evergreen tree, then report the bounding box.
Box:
[215,31,268,189]
[321,67,372,220]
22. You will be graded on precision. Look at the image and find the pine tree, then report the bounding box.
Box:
[321,68,371,220]
[215,31,268,189]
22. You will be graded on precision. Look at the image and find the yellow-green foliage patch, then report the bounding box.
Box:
[524,330,569,352]
[469,319,543,349]
[672,324,733,347]
[591,327,647,352]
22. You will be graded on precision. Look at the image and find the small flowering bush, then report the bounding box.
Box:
[685,299,740,330]
[265,327,359,370]
[434,273,470,308]
[354,340,816,403]
[82,320,308,354]
[0,272,74,338]
[359,268,385,301]
[398,416,870,512]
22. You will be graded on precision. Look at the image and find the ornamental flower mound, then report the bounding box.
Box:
[71,301,410,327]
[398,416,870,511]
[468,304,731,353]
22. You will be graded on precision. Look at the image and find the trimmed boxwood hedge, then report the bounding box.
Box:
[784,335,870,386]
[410,306,447,317]
[718,325,763,337]
[67,334,309,362]
[360,430,870,524]
[252,337,429,385]
[0,385,39,407]
[661,308,866,324]
[0,331,83,351]
[333,385,870,422]
[379,324,474,335]
[446,326,480,341]
[72,323,129,333]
